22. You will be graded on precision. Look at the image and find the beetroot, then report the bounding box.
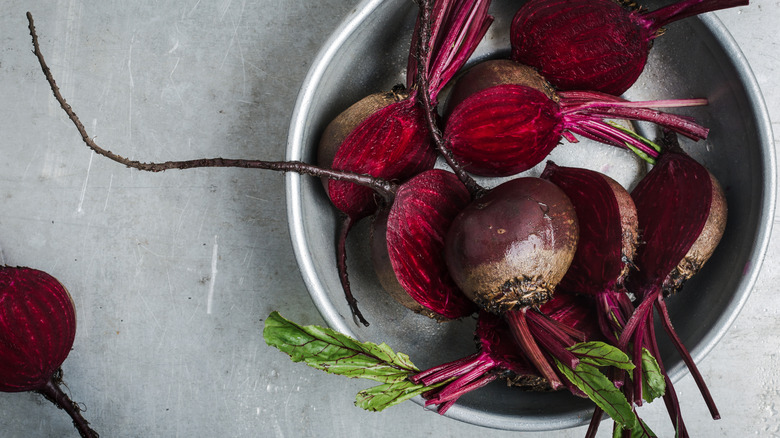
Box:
[443,59,709,176]
[445,176,581,387]
[318,0,492,325]
[540,161,639,345]
[371,169,477,320]
[620,134,728,436]
[0,266,98,438]
[510,0,749,95]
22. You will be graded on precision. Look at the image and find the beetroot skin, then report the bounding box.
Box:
[445,177,579,313]
[510,0,749,95]
[0,266,98,438]
[0,267,76,392]
[443,60,709,177]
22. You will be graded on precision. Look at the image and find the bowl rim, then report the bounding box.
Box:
[285,0,776,431]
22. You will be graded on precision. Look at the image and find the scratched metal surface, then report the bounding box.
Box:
[0,1,777,437]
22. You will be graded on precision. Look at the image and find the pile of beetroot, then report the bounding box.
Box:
[24,0,746,436]
[302,0,738,436]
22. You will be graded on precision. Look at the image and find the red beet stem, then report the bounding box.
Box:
[335,216,369,327]
[643,0,750,31]
[526,314,580,370]
[644,316,690,438]
[566,119,660,158]
[409,0,493,102]
[655,298,720,419]
[560,91,710,142]
[414,0,488,197]
[423,360,497,406]
[37,372,99,438]
[410,352,488,386]
[585,407,604,438]
[505,309,564,389]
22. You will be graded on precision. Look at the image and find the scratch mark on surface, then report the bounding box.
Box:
[128,34,136,89]
[169,70,185,107]
[170,57,181,77]
[175,194,192,234]
[220,0,234,21]
[168,40,180,55]
[219,0,247,76]
[206,235,219,314]
[135,286,163,333]
[188,0,202,17]
[77,150,95,213]
[103,173,114,211]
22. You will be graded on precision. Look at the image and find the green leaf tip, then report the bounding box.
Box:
[263,311,419,384]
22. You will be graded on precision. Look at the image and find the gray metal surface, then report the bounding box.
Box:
[0,1,778,437]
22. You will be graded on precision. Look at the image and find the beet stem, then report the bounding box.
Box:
[415,0,486,199]
[560,92,710,142]
[425,361,497,404]
[411,352,486,386]
[655,298,720,419]
[36,372,99,438]
[645,318,690,438]
[505,309,564,389]
[585,406,604,438]
[335,216,369,327]
[26,12,399,202]
[643,0,750,30]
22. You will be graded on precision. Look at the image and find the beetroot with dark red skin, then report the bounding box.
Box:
[445,177,579,311]
[0,266,98,438]
[443,59,710,177]
[444,176,582,387]
[510,0,749,95]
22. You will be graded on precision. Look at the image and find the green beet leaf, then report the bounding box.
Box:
[263,311,419,384]
[569,341,635,371]
[613,417,657,438]
[555,360,642,432]
[355,380,433,412]
[641,348,666,403]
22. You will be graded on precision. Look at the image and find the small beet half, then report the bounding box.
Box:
[0,266,98,438]
[371,169,477,320]
[621,136,727,436]
[540,161,639,346]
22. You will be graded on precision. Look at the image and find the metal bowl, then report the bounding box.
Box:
[286,0,775,431]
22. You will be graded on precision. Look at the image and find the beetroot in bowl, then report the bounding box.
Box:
[285,0,774,431]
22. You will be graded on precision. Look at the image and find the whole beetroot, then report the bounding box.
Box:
[0,266,98,438]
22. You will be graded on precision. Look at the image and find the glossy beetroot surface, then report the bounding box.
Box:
[510,0,749,95]
[445,177,579,312]
[0,266,76,392]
